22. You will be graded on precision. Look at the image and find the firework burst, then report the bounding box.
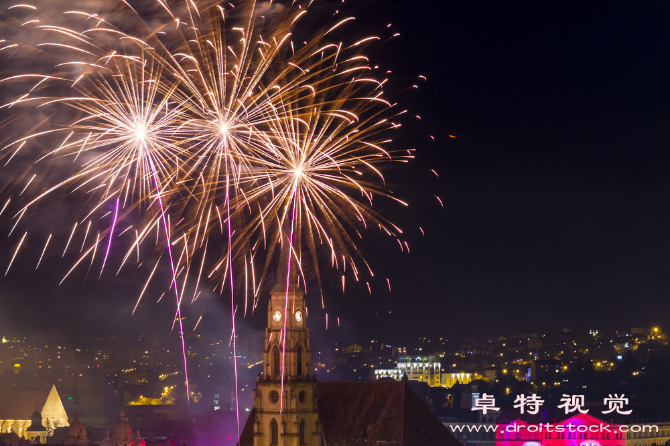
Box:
[0,0,420,428]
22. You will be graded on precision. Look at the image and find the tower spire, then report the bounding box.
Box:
[270,231,304,295]
[251,228,319,446]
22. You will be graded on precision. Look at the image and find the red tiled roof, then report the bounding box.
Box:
[239,381,460,446]
[317,381,404,445]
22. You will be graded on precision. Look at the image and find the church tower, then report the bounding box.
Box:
[251,247,321,446]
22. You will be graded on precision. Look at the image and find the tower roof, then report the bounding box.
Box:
[26,411,46,432]
[111,410,133,443]
[64,414,90,445]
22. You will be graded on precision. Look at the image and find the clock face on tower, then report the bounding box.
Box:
[272,310,282,322]
[295,310,303,323]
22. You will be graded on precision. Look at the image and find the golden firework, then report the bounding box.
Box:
[0,0,416,417]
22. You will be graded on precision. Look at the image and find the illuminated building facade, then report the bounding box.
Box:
[397,355,441,386]
[373,369,405,381]
[375,359,481,388]
[625,421,670,446]
[441,371,474,387]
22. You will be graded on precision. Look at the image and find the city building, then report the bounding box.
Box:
[0,385,69,439]
[128,349,154,369]
[78,375,124,427]
[625,421,670,446]
[397,354,442,386]
[530,359,563,386]
[441,371,474,387]
[374,364,482,388]
[373,369,405,381]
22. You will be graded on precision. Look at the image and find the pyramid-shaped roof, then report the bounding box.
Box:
[0,385,68,426]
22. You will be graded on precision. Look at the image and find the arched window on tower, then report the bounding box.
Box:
[270,418,278,445]
[297,346,303,376]
[300,419,306,445]
[272,346,280,376]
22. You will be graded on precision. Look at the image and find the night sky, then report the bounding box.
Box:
[2,0,670,344]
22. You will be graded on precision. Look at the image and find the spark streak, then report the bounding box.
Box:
[6,232,27,275]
